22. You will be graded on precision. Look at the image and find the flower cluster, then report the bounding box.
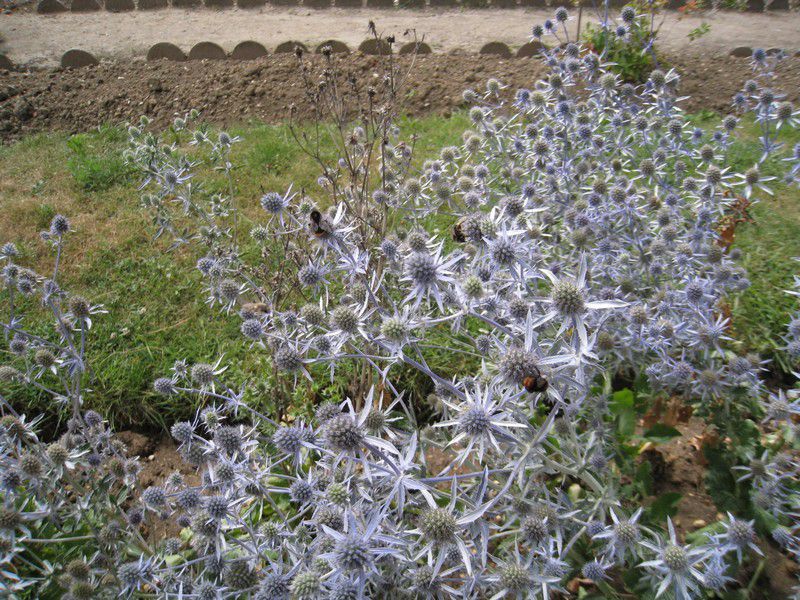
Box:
[2,8,799,599]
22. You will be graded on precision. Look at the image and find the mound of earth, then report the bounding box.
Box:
[0,52,798,143]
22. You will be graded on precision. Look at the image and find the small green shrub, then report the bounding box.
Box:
[67,127,134,192]
[583,10,659,83]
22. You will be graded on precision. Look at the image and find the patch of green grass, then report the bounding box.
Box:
[684,113,800,373]
[727,125,800,373]
[0,115,469,430]
[66,126,135,192]
[0,113,797,430]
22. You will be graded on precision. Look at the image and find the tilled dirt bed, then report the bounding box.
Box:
[1,51,799,143]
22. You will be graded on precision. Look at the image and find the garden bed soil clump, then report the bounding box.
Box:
[0,51,798,143]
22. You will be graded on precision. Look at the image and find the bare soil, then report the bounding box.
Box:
[1,8,799,67]
[0,51,798,143]
[638,415,798,597]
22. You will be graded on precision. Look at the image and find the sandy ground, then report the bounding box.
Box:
[2,8,800,66]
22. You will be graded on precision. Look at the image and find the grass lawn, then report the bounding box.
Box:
[0,112,797,430]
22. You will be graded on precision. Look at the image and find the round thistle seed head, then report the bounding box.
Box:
[250,225,271,244]
[255,573,290,600]
[241,318,264,340]
[364,409,386,432]
[68,296,91,319]
[190,363,215,386]
[170,421,193,444]
[582,560,607,582]
[499,564,528,591]
[0,506,21,531]
[206,495,228,520]
[521,516,548,545]
[274,345,303,373]
[83,410,102,428]
[458,406,492,437]
[406,231,429,253]
[727,518,755,548]
[614,520,639,546]
[499,347,539,385]
[215,462,236,483]
[290,480,314,504]
[298,264,324,287]
[380,239,398,260]
[19,452,42,478]
[326,482,349,506]
[649,70,666,88]
[405,252,437,287]
[290,571,322,600]
[273,426,304,454]
[663,545,688,572]
[177,488,201,510]
[1,469,21,490]
[214,426,242,454]
[621,5,635,22]
[324,415,364,453]
[586,520,605,537]
[334,536,372,571]
[490,237,517,266]
[300,304,326,327]
[0,365,20,382]
[260,192,285,214]
[224,562,258,590]
[50,214,71,236]
[706,165,722,186]
[118,561,146,587]
[70,581,95,600]
[315,401,340,424]
[9,335,27,355]
[33,348,56,368]
[419,508,457,545]
[219,279,240,303]
[142,486,167,508]
[475,334,492,355]
[463,275,483,299]
[332,306,359,334]
[315,506,343,531]
[47,442,69,465]
[66,558,91,581]
[508,296,528,321]
[153,377,176,395]
[380,316,408,341]
[629,305,648,326]
[551,280,585,316]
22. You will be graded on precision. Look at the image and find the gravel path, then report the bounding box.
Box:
[2,7,800,67]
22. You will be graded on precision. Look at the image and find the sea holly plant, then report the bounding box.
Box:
[1,10,800,600]
[0,217,143,598]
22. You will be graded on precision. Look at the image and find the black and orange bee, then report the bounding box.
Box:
[522,371,549,394]
[309,209,333,239]
[452,217,468,243]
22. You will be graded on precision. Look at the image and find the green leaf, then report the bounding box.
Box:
[610,388,634,410]
[643,424,682,443]
[635,459,654,496]
[703,444,753,515]
[730,418,760,451]
[610,389,636,438]
[647,492,682,521]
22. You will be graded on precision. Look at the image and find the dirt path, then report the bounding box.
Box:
[2,8,800,67]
